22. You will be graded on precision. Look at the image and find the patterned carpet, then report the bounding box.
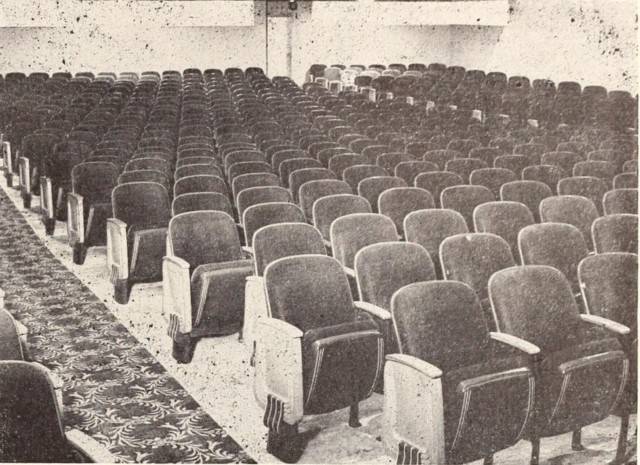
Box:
[0,190,255,464]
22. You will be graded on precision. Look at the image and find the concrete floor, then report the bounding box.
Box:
[0,175,636,464]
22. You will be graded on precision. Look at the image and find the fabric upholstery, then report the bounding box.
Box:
[357,176,408,213]
[253,223,326,276]
[518,223,588,293]
[112,182,170,229]
[540,195,600,250]
[331,213,398,269]
[414,171,464,208]
[264,255,355,332]
[603,188,638,215]
[557,176,609,215]
[174,175,227,197]
[237,186,292,220]
[377,187,435,235]
[312,194,372,241]
[441,185,495,230]
[500,180,553,222]
[469,168,518,200]
[289,168,336,203]
[299,179,352,220]
[343,165,388,192]
[170,211,243,270]
[171,192,234,217]
[473,201,535,262]
[592,214,638,254]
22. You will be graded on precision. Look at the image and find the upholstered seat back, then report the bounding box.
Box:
[71,162,119,204]
[441,185,495,229]
[173,174,227,197]
[237,186,292,220]
[265,255,354,332]
[112,182,170,228]
[0,310,24,361]
[243,203,306,247]
[592,214,638,254]
[171,192,233,217]
[540,195,600,250]
[603,188,638,215]
[473,201,535,261]
[331,213,398,269]
[441,233,515,303]
[175,163,221,181]
[0,361,69,462]
[518,223,588,291]
[355,242,435,311]
[357,176,407,213]
[289,168,336,202]
[579,253,637,332]
[254,223,326,276]
[392,282,491,372]
[489,265,582,352]
[414,171,463,208]
[500,180,553,222]
[299,179,352,220]
[169,211,243,269]
[378,187,435,235]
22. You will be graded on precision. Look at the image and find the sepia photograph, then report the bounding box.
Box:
[0,0,636,463]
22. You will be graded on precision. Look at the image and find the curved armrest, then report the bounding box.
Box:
[106,218,129,280]
[580,314,631,335]
[163,255,192,333]
[354,301,391,321]
[66,193,84,244]
[386,353,442,379]
[490,332,541,355]
[383,353,445,464]
[253,318,304,425]
[241,246,253,257]
[65,430,117,463]
[0,288,5,308]
[322,239,332,249]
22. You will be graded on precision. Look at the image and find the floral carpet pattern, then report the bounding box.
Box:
[0,191,255,464]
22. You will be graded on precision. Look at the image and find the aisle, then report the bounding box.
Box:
[0,186,255,464]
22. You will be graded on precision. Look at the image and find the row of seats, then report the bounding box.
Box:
[306,63,638,130]
[0,66,636,464]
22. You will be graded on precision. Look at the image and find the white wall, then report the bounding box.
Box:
[0,0,635,93]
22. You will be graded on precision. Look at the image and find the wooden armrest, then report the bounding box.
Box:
[0,288,5,308]
[344,266,356,279]
[354,301,391,320]
[490,332,541,355]
[580,314,631,335]
[162,255,192,333]
[253,318,304,425]
[65,430,117,463]
[106,218,129,280]
[386,353,442,379]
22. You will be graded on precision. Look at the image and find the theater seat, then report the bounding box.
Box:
[107,182,171,304]
[441,233,516,327]
[578,253,637,464]
[354,242,435,375]
[539,195,600,251]
[245,223,327,366]
[0,361,116,463]
[67,162,119,264]
[309,196,366,240]
[489,265,628,464]
[254,255,383,462]
[384,281,536,465]
[163,211,253,363]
